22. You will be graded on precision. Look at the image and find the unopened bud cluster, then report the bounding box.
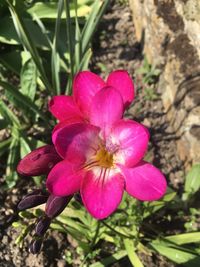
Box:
[18,189,72,253]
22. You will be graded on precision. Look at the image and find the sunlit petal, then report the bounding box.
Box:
[120,161,167,201]
[81,167,124,219]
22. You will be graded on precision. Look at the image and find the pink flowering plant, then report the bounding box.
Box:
[16,70,167,258]
[46,70,167,219]
[3,1,200,266]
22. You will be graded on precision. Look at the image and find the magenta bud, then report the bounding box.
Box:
[18,195,48,211]
[35,216,51,236]
[29,238,42,254]
[17,145,61,176]
[45,194,73,219]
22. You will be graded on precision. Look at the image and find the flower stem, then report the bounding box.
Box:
[91,220,101,248]
[101,220,132,239]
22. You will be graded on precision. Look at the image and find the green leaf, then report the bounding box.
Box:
[0,137,12,157]
[90,250,127,267]
[81,0,109,53]
[165,232,200,245]
[150,241,200,266]
[124,239,144,267]
[20,58,37,101]
[50,222,68,233]
[183,164,200,200]
[56,214,89,235]
[0,80,50,123]
[64,0,74,95]
[6,136,20,188]
[144,187,176,217]
[61,207,89,225]
[0,99,20,127]
[19,210,35,219]
[79,48,92,71]
[51,0,63,95]
[0,118,9,130]
[12,221,22,228]
[26,2,92,20]
[20,137,31,158]
[7,0,53,93]
[0,16,49,48]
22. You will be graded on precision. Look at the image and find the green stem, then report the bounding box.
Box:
[91,220,101,248]
[101,221,132,239]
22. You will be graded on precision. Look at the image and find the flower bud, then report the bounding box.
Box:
[45,194,73,219]
[35,216,51,236]
[17,145,61,176]
[29,238,42,254]
[18,194,48,211]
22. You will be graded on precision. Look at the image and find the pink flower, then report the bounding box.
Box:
[48,70,134,128]
[46,82,167,219]
[17,70,167,220]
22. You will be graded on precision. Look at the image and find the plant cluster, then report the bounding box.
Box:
[0,1,200,267]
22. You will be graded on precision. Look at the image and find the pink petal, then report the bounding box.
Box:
[120,161,167,201]
[90,86,124,138]
[53,123,100,163]
[107,70,134,108]
[17,145,61,176]
[81,167,124,219]
[52,117,85,136]
[49,95,83,121]
[73,71,106,118]
[46,160,84,196]
[108,120,149,167]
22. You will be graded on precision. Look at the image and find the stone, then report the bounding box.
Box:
[129,0,200,168]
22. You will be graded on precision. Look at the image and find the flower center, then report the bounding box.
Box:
[95,147,114,168]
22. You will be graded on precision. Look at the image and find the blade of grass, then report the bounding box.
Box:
[0,137,12,157]
[20,136,31,158]
[6,136,20,188]
[64,0,74,95]
[78,48,92,71]
[51,0,64,95]
[124,239,144,267]
[0,99,20,127]
[90,250,127,267]
[0,80,51,125]
[74,0,81,70]
[6,0,54,94]
[81,0,110,54]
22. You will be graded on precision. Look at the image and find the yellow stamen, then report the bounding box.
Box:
[94,147,114,168]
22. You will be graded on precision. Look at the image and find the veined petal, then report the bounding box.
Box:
[53,123,100,163]
[73,71,106,118]
[46,160,84,196]
[81,167,124,219]
[49,95,83,121]
[120,161,167,201]
[108,120,149,167]
[90,86,124,138]
[107,70,134,108]
[17,145,61,176]
[52,117,85,136]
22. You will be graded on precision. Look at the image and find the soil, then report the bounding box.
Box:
[0,1,184,266]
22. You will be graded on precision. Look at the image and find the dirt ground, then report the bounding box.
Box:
[0,1,184,266]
